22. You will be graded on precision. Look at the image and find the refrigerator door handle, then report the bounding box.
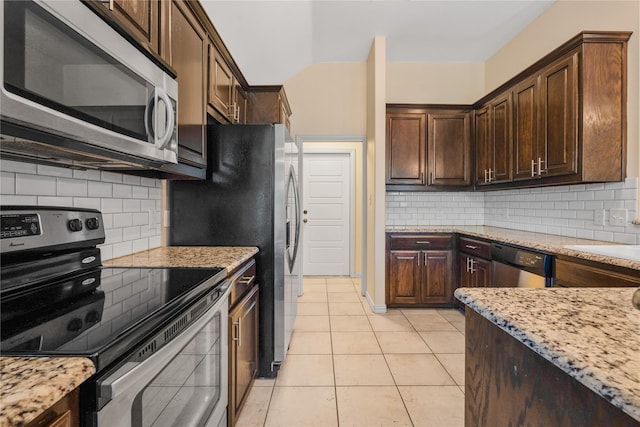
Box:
[287,165,301,273]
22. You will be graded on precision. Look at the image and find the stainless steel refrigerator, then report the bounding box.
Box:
[167,123,301,377]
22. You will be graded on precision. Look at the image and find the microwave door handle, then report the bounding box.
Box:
[154,87,175,150]
[143,89,156,144]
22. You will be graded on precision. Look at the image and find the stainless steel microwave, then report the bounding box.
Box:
[0,0,178,170]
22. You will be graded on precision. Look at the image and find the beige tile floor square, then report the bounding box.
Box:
[294,315,330,332]
[287,332,332,354]
[375,331,431,353]
[399,385,465,427]
[237,280,467,426]
[331,331,381,354]
[333,354,395,386]
[265,386,337,427]
[328,302,366,315]
[298,292,328,303]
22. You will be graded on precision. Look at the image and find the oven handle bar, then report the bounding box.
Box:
[98,280,232,401]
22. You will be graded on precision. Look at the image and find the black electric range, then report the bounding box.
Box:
[0,206,226,372]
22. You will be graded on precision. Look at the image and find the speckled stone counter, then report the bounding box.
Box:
[386,225,640,270]
[0,357,95,426]
[455,287,640,422]
[103,246,258,272]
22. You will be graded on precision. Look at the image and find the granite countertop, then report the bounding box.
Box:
[0,247,257,426]
[103,246,259,272]
[386,225,640,271]
[455,287,640,422]
[0,357,95,426]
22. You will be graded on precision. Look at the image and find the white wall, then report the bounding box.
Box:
[0,160,162,260]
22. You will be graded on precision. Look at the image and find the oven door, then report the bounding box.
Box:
[94,282,231,427]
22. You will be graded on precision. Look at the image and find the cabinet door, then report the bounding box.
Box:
[169,0,206,167]
[475,106,492,186]
[386,111,427,185]
[458,254,474,288]
[208,43,234,121]
[473,257,492,288]
[229,285,259,427]
[513,76,539,181]
[427,112,471,186]
[388,250,421,304]
[421,250,453,304]
[539,53,578,178]
[491,93,513,184]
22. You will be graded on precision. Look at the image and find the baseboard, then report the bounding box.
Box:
[365,292,387,313]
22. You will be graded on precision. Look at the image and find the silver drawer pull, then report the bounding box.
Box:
[416,241,431,244]
[465,245,478,250]
[396,256,415,260]
[237,276,255,286]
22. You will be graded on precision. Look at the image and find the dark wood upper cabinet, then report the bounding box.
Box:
[513,76,540,181]
[247,86,292,131]
[428,111,471,186]
[474,94,515,187]
[386,106,472,190]
[167,0,207,169]
[475,31,629,189]
[386,110,427,185]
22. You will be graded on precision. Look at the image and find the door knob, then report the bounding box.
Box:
[303,210,308,214]
[303,218,308,223]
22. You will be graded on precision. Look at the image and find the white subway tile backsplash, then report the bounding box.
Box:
[37,196,73,206]
[389,178,639,244]
[1,161,162,260]
[113,184,133,198]
[16,174,56,195]
[1,172,15,194]
[57,177,88,197]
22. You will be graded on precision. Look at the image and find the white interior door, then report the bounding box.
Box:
[302,153,351,276]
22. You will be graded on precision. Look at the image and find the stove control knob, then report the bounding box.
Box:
[67,318,83,332]
[85,310,100,324]
[68,219,83,232]
[86,217,100,230]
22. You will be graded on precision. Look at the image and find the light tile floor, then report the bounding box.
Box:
[236,277,466,427]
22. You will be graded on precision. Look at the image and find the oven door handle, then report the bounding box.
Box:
[98,281,232,401]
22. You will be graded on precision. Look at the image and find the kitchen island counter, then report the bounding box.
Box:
[387,225,640,271]
[455,287,639,425]
[0,357,95,426]
[103,246,259,272]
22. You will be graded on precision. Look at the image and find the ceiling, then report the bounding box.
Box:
[200,0,555,85]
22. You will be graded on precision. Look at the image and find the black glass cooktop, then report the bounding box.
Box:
[0,266,225,371]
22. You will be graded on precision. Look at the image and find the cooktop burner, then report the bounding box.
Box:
[0,266,226,370]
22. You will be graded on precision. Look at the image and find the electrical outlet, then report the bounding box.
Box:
[594,210,605,226]
[610,209,627,226]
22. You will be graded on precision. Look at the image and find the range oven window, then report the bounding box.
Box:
[3,1,160,142]
[135,313,222,427]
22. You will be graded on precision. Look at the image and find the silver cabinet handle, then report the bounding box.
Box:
[238,276,254,286]
[465,245,478,250]
[396,256,415,260]
[416,241,431,244]
[538,157,546,175]
[233,319,241,347]
[466,257,471,273]
[531,159,536,177]
[484,169,488,183]
[489,168,495,182]
[469,259,476,274]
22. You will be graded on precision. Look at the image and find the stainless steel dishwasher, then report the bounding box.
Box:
[491,243,554,288]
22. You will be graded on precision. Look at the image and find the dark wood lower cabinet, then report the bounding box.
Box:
[555,257,640,288]
[387,248,453,307]
[464,309,639,427]
[26,388,79,427]
[228,285,259,427]
[458,254,491,288]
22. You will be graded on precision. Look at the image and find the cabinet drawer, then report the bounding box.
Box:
[389,235,453,250]
[229,259,257,307]
[459,237,491,259]
[555,258,640,288]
